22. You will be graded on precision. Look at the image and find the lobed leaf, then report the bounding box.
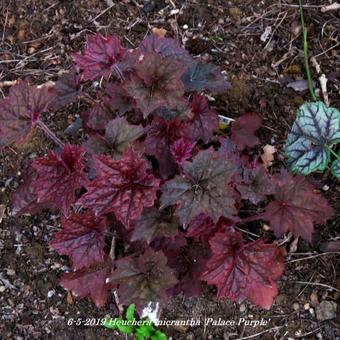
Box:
[231,113,262,150]
[104,82,134,115]
[189,93,218,143]
[285,102,340,175]
[110,249,177,311]
[160,148,237,226]
[85,117,144,158]
[78,148,160,226]
[181,61,231,94]
[49,68,81,111]
[139,33,193,66]
[253,170,334,241]
[10,167,52,216]
[0,81,54,148]
[236,161,274,204]
[60,260,113,307]
[130,207,179,244]
[170,138,196,165]
[32,144,88,216]
[202,228,285,309]
[50,210,107,270]
[72,33,127,80]
[123,52,185,118]
[144,116,191,178]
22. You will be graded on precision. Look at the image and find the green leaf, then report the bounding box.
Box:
[151,330,167,340]
[285,101,340,175]
[135,324,154,337]
[103,318,119,330]
[115,319,134,334]
[331,159,340,178]
[126,303,135,322]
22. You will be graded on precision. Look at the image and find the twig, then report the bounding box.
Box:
[292,280,340,293]
[299,0,317,101]
[36,119,64,149]
[287,251,340,263]
[89,4,114,23]
[321,2,340,12]
[236,326,284,340]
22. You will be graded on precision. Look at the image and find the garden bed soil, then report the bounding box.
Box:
[0,1,339,339]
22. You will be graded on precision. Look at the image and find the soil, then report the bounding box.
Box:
[0,0,339,339]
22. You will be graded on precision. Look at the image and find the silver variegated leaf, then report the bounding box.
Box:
[285,101,340,175]
[331,159,340,178]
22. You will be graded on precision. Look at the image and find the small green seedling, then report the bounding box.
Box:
[103,304,167,340]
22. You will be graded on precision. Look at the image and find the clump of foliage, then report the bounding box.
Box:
[0,32,334,316]
[103,304,166,340]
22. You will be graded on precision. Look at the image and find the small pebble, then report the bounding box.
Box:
[170,9,179,15]
[304,303,310,310]
[292,302,300,311]
[182,24,188,30]
[0,286,6,292]
[47,290,55,298]
[239,304,246,313]
[322,185,329,191]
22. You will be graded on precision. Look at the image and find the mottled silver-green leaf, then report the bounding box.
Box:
[331,159,340,178]
[285,101,340,175]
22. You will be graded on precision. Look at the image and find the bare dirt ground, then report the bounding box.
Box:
[0,1,339,339]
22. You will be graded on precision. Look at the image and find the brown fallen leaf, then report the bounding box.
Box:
[67,291,74,305]
[152,27,167,38]
[310,290,319,306]
[261,144,276,169]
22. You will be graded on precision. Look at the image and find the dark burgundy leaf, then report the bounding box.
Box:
[181,61,231,94]
[81,104,115,132]
[190,93,218,143]
[236,161,274,204]
[10,168,52,216]
[248,170,334,241]
[202,228,285,309]
[131,207,179,244]
[78,148,160,226]
[32,144,88,216]
[170,138,195,165]
[187,213,216,238]
[60,260,113,307]
[144,116,191,178]
[104,82,134,115]
[110,249,177,311]
[231,113,262,150]
[50,210,107,270]
[160,148,237,226]
[123,52,185,118]
[50,68,81,111]
[84,117,143,158]
[166,241,210,298]
[0,81,54,148]
[71,33,127,80]
[140,34,193,66]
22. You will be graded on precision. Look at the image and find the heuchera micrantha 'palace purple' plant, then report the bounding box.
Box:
[0,32,334,313]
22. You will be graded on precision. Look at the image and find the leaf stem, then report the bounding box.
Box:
[299,0,317,101]
[326,145,340,160]
[36,119,64,149]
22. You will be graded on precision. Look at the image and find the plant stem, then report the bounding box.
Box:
[326,145,340,160]
[36,119,64,149]
[299,0,317,101]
